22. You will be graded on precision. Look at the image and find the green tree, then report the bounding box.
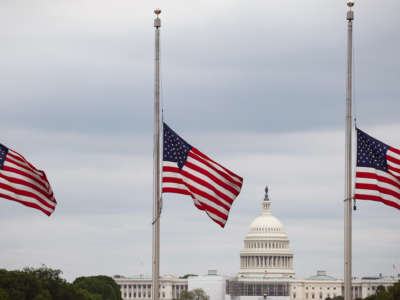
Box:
[176,289,209,300]
[364,281,400,300]
[387,280,400,299]
[0,267,96,300]
[73,275,122,300]
[24,265,65,299]
[0,268,41,299]
[33,289,52,300]
[0,288,10,300]
[191,289,209,300]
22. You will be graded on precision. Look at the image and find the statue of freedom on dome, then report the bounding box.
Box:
[264,185,269,201]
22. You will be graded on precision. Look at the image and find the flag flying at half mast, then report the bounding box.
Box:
[354,128,400,210]
[0,143,56,215]
[162,123,243,227]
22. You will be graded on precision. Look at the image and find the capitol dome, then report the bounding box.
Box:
[239,186,295,278]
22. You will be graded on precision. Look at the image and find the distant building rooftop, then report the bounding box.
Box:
[306,271,337,281]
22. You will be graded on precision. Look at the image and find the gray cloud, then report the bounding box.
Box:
[0,0,399,284]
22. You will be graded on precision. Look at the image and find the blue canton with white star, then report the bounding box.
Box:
[0,144,9,170]
[357,128,389,172]
[163,123,193,170]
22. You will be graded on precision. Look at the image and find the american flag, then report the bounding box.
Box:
[354,128,400,210]
[0,143,56,215]
[162,123,243,227]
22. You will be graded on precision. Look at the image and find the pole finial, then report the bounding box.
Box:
[154,9,161,28]
[347,1,354,8]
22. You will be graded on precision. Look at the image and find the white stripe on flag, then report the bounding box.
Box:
[185,156,237,199]
[190,151,242,189]
[387,149,400,161]
[355,176,400,194]
[0,187,55,213]
[180,168,232,210]
[356,167,400,185]
[0,176,54,207]
[4,160,50,189]
[204,210,227,226]
[355,187,400,206]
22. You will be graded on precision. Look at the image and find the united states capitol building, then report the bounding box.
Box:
[115,187,399,300]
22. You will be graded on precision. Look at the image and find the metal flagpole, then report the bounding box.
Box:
[344,2,354,300]
[152,9,161,300]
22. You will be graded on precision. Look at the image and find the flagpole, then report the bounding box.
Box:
[344,2,354,300]
[152,9,161,300]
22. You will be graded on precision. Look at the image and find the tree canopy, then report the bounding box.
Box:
[175,289,209,300]
[363,281,400,300]
[73,275,122,300]
[328,281,400,300]
[0,266,122,300]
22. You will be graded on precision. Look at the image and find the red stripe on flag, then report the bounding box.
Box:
[162,177,184,185]
[180,170,231,210]
[182,184,229,221]
[355,183,400,200]
[0,173,54,200]
[387,154,400,166]
[356,171,400,190]
[354,193,400,210]
[188,151,241,193]
[389,147,400,156]
[0,182,55,209]
[388,165,400,176]
[162,123,242,227]
[6,154,46,179]
[163,166,181,173]
[182,163,234,205]
[0,192,52,216]
[185,160,239,197]
[2,165,50,191]
[191,148,243,182]
[8,150,47,177]
[204,213,225,228]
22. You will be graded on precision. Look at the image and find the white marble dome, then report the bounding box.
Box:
[248,205,286,235]
[239,187,295,278]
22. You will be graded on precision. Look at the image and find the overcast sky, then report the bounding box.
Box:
[0,0,399,283]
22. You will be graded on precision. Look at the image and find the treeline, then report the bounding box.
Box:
[0,266,122,300]
[362,281,400,300]
[326,281,400,300]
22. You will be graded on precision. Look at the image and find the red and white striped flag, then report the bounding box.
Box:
[0,144,56,215]
[354,128,400,210]
[162,123,243,227]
